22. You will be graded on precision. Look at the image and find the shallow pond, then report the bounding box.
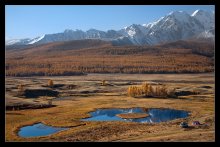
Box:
[18,123,68,138]
[81,108,189,123]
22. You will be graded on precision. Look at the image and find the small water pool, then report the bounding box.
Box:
[81,108,189,123]
[18,123,68,138]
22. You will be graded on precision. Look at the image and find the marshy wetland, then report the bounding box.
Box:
[6,73,214,141]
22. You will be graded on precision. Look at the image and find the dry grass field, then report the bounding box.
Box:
[5,73,215,142]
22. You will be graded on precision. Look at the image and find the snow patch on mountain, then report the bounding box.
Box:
[191,9,214,30]
[6,9,214,46]
[6,38,31,45]
[196,29,215,39]
[28,35,45,44]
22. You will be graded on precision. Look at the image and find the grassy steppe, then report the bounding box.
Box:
[6,73,214,142]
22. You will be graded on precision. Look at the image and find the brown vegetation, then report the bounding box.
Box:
[5,74,214,141]
[101,80,106,86]
[18,84,24,92]
[48,79,54,87]
[128,82,176,98]
[116,113,149,119]
[6,39,214,76]
[17,84,25,96]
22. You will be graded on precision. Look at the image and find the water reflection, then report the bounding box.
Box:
[18,123,68,138]
[81,108,188,123]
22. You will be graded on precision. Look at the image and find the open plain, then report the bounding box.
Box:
[6,73,215,142]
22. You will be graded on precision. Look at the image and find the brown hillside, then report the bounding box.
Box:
[6,39,214,76]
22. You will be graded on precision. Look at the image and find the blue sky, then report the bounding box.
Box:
[6,5,214,40]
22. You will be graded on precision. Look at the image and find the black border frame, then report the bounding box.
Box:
[1,0,218,145]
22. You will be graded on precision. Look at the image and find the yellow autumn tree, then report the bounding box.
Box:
[48,79,54,87]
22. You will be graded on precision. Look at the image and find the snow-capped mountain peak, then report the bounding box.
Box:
[164,10,193,24]
[191,9,210,17]
[191,9,214,30]
[28,35,45,44]
[191,9,200,16]
[6,9,214,46]
[64,29,73,33]
[6,38,31,45]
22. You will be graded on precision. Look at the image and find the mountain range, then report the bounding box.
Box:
[6,9,215,46]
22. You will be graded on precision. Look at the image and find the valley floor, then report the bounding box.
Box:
[5,73,215,142]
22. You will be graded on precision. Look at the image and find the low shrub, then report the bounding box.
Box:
[18,84,24,92]
[48,79,54,87]
[17,84,25,96]
[101,80,106,86]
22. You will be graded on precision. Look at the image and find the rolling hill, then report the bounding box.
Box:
[6,39,214,76]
